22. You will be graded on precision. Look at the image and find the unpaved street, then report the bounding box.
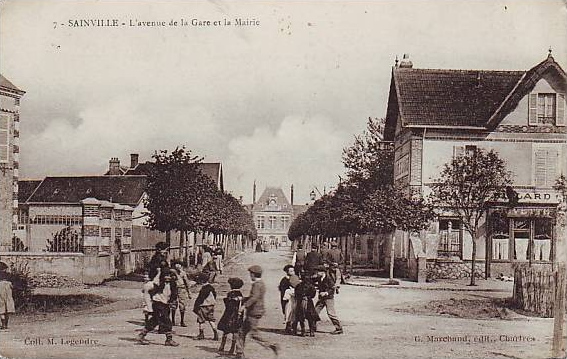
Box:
[0,248,555,359]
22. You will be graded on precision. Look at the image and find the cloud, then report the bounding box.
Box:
[20,95,224,177]
[225,115,350,204]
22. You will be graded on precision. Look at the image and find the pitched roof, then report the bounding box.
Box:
[254,187,292,212]
[0,74,25,95]
[123,162,223,189]
[26,176,147,205]
[384,55,566,140]
[18,180,42,202]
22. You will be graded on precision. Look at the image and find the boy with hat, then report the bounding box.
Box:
[217,277,244,355]
[193,272,218,340]
[235,265,279,359]
[304,243,322,277]
[315,265,343,334]
[292,244,306,278]
[137,267,179,346]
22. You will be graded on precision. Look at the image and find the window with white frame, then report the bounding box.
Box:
[528,92,566,126]
[0,114,10,163]
[532,144,560,187]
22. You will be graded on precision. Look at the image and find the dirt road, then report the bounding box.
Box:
[0,248,555,359]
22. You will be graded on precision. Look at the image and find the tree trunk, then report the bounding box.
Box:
[470,231,477,286]
[389,231,395,281]
[349,235,354,274]
[165,230,171,248]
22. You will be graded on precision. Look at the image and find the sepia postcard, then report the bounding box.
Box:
[0,1,566,359]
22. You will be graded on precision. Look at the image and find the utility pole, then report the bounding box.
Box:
[552,197,566,359]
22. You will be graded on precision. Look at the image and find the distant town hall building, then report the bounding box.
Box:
[252,186,296,246]
[0,75,25,251]
[384,53,566,279]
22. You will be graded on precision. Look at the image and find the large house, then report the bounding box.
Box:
[384,53,566,279]
[0,75,25,252]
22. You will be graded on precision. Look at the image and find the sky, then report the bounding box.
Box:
[1,0,566,204]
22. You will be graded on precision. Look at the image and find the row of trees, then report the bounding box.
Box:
[289,117,515,286]
[144,147,256,257]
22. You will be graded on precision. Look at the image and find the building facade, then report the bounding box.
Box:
[252,187,294,246]
[0,75,25,251]
[384,54,566,279]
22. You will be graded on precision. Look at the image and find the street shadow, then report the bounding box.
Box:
[175,333,197,339]
[195,345,223,354]
[258,327,288,335]
[127,320,146,326]
[118,336,152,345]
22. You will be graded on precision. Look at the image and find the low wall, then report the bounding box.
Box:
[0,252,115,285]
[426,259,486,280]
[0,252,84,281]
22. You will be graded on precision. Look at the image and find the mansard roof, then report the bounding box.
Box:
[384,54,566,140]
[26,176,147,206]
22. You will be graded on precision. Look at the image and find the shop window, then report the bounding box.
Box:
[512,218,530,260]
[491,215,509,260]
[533,218,552,261]
[438,218,462,256]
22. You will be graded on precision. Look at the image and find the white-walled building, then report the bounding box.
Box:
[384,54,566,279]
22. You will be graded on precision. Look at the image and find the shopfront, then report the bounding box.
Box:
[487,190,560,276]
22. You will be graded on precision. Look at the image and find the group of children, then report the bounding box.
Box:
[138,242,246,356]
[279,258,344,337]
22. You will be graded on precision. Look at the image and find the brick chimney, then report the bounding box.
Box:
[399,53,413,68]
[108,157,121,175]
[290,184,294,206]
[130,153,139,169]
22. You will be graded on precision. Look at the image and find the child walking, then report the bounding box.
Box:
[0,262,15,330]
[171,261,193,327]
[137,267,179,346]
[217,277,244,355]
[193,272,218,340]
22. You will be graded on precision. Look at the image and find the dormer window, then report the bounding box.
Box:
[528,93,565,126]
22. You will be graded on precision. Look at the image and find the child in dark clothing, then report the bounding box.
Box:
[137,267,179,346]
[293,275,320,337]
[193,272,218,340]
[217,277,244,355]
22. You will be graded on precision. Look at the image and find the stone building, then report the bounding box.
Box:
[252,186,295,246]
[0,75,25,251]
[383,53,566,279]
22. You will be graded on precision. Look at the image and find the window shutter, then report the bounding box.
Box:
[528,93,538,125]
[557,93,566,126]
[545,148,559,187]
[533,146,547,187]
[0,114,9,163]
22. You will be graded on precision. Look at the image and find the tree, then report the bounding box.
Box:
[430,148,512,286]
[145,147,216,245]
[342,117,393,190]
[362,186,435,282]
